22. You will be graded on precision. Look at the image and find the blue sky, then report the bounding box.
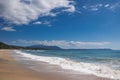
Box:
[0,0,120,49]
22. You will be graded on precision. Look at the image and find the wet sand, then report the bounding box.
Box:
[0,50,111,80]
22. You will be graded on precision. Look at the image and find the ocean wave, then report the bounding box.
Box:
[25,50,45,52]
[14,50,120,80]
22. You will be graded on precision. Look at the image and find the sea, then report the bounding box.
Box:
[13,49,120,80]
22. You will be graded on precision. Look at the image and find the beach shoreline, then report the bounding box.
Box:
[0,50,111,80]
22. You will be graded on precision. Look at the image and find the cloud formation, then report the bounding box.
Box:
[13,40,110,49]
[33,21,42,25]
[1,27,16,31]
[83,4,103,11]
[104,4,110,8]
[82,2,120,11]
[0,0,75,25]
[33,21,51,26]
[110,2,120,11]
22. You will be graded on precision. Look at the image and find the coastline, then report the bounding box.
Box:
[0,50,111,80]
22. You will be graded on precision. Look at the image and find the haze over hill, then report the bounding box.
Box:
[0,42,112,51]
[0,42,62,50]
[29,44,62,50]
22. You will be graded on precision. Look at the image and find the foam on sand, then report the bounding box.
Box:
[15,50,120,80]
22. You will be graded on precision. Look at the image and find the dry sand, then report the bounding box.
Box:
[0,50,111,80]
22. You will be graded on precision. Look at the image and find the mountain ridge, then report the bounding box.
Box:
[28,44,62,50]
[0,42,112,50]
[0,42,62,50]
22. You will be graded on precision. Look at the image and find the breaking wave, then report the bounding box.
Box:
[14,50,120,80]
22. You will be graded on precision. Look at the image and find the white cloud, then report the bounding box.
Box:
[109,2,120,10]
[83,4,103,11]
[82,6,87,9]
[91,7,99,11]
[43,21,51,25]
[90,4,103,11]
[13,40,110,49]
[0,0,75,25]
[33,21,51,26]
[104,4,110,8]
[63,5,75,12]
[83,2,120,12]
[1,27,16,31]
[33,21,42,25]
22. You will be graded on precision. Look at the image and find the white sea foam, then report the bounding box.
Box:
[14,50,120,80]
[26,50,45,52]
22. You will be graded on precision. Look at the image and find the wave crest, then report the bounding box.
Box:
[14,50,120,80]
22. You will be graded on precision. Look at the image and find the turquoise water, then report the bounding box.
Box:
[15,49,120,79]
[23,50,120,69]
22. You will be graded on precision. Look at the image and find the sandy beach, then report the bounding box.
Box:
[0,50,111,80]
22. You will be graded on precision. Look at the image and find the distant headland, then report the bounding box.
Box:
[0,42,112,50]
